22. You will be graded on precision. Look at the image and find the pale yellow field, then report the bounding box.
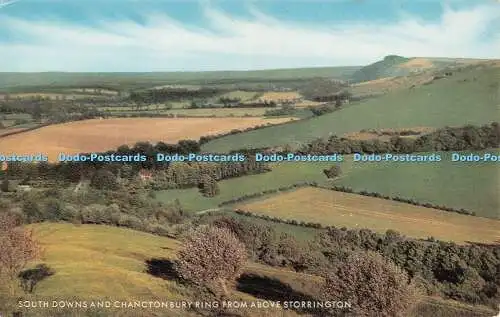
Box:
[294,100,324,108]
[29,223,183,299]
[0,117,292,161]
[237,187,500,244]
[352,76,396,87]
[257,91,302,102]
[350,73,435,95]
[397,58,435,69]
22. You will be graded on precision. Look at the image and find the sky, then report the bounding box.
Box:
[0,0,499,72]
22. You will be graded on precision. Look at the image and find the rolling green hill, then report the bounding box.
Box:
[349,55,479,83]
[351,55,411,82]
[202,65,499,153]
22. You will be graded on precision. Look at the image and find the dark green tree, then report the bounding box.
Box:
[323,165,342,179]
[90,169,118,190]
[198,174,220,197]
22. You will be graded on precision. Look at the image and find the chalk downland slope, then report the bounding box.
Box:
[396,58,435,70]
[350,55,488,83]
[20,223,497,317]
[350,55,412,83]
[202,64,499,152]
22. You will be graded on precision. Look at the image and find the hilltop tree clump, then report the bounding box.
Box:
[176,226,247,297]
[322,251,419,317]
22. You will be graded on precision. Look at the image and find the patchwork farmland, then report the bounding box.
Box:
[202,65,499,152]
[236,187,500,244]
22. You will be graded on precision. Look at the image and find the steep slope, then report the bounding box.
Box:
[350,55,411,83]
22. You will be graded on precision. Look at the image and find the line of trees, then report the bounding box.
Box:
[300,122,500,155]
[3,140,271,191]
[174,224,419,316]
[210,215,500,308]
[129,88,225,104]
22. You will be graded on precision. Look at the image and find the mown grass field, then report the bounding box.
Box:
[0,117,292,161]
[334,151,500,219]
[0,113,33,128]
[15,223,496,317]
[156,151,498,218]
[236,187,500,244]
[157,108,274,117]
[202,66,500,152]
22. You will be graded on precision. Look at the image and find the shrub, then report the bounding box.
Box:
[90,169,118,190]
[198,174,220,197]
[323,165,342,179]
[322,251,419,317]
[176,226,247,297]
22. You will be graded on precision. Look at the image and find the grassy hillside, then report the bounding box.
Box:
[351,55,411,82]
[350,55,482,83]
[202,65,499,152]
[11,223,496,317]
[16,223,304,317]
[29,223,184,299]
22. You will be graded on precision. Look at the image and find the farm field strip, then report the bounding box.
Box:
[0,117,293,161]
[104,107,280,117]
[236,187,500,244]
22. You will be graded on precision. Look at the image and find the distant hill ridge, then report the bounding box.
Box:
[351,55,418,83]
[350,55,493,83]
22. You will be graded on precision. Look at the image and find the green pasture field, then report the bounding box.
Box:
[155,151,498,219]
[334,151,500,219]
[154,162,332,212]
